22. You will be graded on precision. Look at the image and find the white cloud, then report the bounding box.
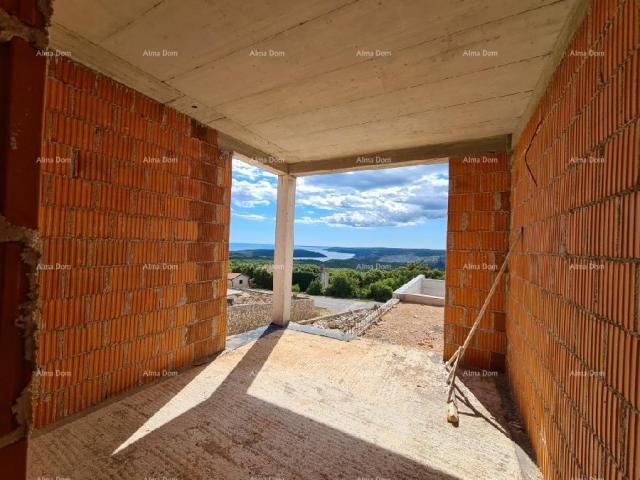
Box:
[231,160,277,208]
[295,165,449,228]
[232,213,269,221]
[232,159,276,180]
[233,159,449,229]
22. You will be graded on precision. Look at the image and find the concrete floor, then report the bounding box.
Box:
[28,328,541,480]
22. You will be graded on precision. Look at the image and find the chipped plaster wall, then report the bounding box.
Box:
[0,216,41,448]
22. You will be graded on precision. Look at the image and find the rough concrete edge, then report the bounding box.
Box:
[354,298,399,335]
[0,6,50,50]
[297,306,372,325]
[393,274,424,296]
[37,0,54,27]
[288,322,355,342]
[0,215,42,446]
[226,322,355,352]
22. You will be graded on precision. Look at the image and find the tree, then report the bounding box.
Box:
[291,283,301,293]
[363,268,385,286]
[306,279,323,295]
[252,268,273,289]
[292,271,316,291]
[368,281,394,302]
[325,273,356,298]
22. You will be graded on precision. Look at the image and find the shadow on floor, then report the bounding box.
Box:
[452,370,540,479]
[30,326,461,480]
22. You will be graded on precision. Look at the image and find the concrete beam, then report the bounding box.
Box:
[217,132,289,175]
[287,135,511,176]
[272,175,296,326]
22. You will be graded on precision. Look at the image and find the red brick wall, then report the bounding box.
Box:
[444,152,510,371]
[508,1,639,478]
[33,57,231,428]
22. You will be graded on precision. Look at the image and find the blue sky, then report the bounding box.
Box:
[230,158,449,249]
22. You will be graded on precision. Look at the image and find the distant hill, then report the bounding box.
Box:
[229,244,446,269]
[230,248,327,259]
[324,246,446,268]
[328,246,445,259]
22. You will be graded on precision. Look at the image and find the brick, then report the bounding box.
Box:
[108,265,142,292]
[91,289,127,324]
[68,268,105,297]
[34,57,230,431]
[620,191,639,259]
[71,210,113,238]
[96,184,132,212]
[503,2,639,477]
[129,289,157,315]
[50,176,93,208]
[90,240,128,266]
[39,206,68,236]
[42,238,88,267]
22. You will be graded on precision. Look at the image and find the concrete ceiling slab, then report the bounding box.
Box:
[50,0,582,170]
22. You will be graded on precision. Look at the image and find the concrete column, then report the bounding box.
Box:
[0,2,49,475]
[272,175,296,326]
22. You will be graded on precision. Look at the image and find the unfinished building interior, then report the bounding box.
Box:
[1,0,638,478]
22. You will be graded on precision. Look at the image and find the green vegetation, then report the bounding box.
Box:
[324,272,356,298]
[228,259,444,302]
[368,280,394,302]
[305,279,323,295]
[229,245,446,269]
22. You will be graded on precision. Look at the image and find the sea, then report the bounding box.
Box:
[229,243,355,262]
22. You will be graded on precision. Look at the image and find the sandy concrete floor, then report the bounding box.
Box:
[28,328,540,480]
[364,302,445,352]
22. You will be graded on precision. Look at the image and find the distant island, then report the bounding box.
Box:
[231,248,327,259]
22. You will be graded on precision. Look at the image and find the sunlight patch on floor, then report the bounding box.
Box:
[112,347,251,455]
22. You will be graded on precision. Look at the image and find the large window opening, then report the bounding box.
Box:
[228,157,449,353]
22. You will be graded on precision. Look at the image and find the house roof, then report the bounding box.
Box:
[227,273,246,280]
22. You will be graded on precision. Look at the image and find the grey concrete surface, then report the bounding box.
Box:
[49,0,580,169]
[394,275,445,306]
[28,329,541,480]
